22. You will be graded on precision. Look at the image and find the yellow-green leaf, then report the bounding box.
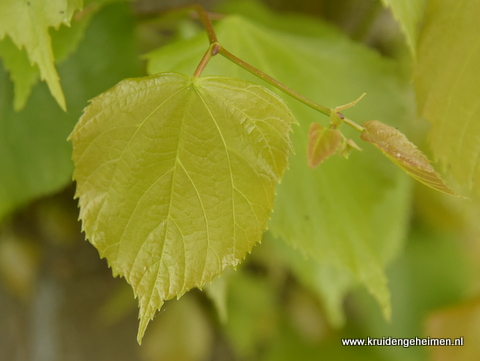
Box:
[361,120,457,196]
[307,123,342,168]
[415,0,480,192]
[70,72,295,343]
[0,0,83,111]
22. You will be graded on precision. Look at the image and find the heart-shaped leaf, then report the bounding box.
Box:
[70,72,295,343]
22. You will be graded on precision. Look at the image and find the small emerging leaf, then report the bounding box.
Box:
[361,120,458,196]
[70,72,295,343]
[338,138,362,159]
[307,123,342,168]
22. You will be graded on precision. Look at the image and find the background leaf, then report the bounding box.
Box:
[0,0,84,110]
[0,3,140,221]
[70,72,295,342]
[0,0,122,111]
[414,0,480,192]
[147,2,413,321]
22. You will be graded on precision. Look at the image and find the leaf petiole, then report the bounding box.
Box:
[191,4,366,132]
[193,42,220,78]
[217,46,332,117]
[343,117,365,132]
[191,4,218,44]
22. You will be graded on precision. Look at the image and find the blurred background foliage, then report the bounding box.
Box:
[1,0,479,360]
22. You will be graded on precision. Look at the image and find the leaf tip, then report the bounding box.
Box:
[137,300,164,345]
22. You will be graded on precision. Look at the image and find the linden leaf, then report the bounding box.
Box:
[70,72,295,343]
[307,123,342,168]
[360,120,458,196]
[0,0,83,111]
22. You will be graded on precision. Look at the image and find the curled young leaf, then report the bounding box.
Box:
[307,123,342,168]
[360,120,459,196]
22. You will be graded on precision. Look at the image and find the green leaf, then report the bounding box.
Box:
[307,123,342,168]
[223,269,279,358]
[414,0,480,192]
[0,0,122,111]
[0,0,83,111]
[70,72,295,343]
[263,233,353,328]
[381,0,426,55]
[361,120,458,196]
[0,2,140,221]
[146,7,413,322]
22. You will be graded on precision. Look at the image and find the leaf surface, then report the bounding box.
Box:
[70,73,295,342]
[415,0,480,192]
[361,120,457,196]
[381,0,426,55]
[0,0,83,110]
